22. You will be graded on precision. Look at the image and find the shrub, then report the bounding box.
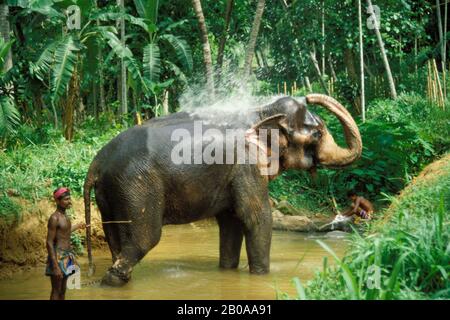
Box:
[280,153,450,300]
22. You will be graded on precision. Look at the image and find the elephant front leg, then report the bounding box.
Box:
[243,212,272,274]
[231,173,273,274]
[216,213,244,269]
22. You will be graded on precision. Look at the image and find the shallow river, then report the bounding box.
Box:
[0,221,347,300]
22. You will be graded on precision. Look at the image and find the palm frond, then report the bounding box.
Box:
[51,36,79,103]
[143,42,161,83]
[159,34,193,72]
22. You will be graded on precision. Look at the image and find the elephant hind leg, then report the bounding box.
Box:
[95,188,121,264]
[101,190,164,287]
[217,212,244,269]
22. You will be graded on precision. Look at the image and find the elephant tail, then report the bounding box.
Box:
[84,160,98,277]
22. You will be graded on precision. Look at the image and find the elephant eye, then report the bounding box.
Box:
[312,130,322,139]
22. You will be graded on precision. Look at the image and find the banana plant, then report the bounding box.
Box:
[94,0,193,115]
[0,38,20,138]
[27,0,148,139]
[133,0,192,114]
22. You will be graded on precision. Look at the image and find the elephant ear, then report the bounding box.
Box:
[251,114,288,133]
[246,114,289,154]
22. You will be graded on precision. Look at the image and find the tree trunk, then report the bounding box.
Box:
[309,44,330,95]
[328,55,337,81]
[217,0,234,72]
[443,0,448,99]
[344,48,361,113]
[358,0,365,122]
[243,0,266,77]
[0,4,12,72]
[443,0,448,66]
[118,0,127,114]
[255,50,262,68]
[63,69,79,142]
[436,0,445,64]
[162,90,169,115]
[96,0,105,116]
[191,0,215,99]
[93,81,98,119]
[304,76,312,93]
[321,1,325,75]
[367,0,397,99]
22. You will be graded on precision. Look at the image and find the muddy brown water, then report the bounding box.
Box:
[0,221,347,300]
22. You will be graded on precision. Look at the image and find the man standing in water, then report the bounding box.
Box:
[46,187,87,300]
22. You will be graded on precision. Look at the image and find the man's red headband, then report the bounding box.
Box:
[53,187,70,200]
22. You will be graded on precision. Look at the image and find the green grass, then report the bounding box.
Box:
[0,115,126,219]
[280,153,450,300]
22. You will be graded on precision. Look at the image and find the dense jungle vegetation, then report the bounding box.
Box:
[0,0,449,299]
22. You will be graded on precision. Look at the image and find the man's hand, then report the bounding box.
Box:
[72,222,90,232]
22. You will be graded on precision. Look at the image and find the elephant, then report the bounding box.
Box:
[83,94,362,286]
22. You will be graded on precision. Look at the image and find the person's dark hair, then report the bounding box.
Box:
[347,190,357,198]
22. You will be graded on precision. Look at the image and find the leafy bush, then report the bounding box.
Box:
[280,153,450,300]
[0,193,22,222]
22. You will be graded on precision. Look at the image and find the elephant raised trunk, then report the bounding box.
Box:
[306,94,362,167]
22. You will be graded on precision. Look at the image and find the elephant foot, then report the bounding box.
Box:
[219,261,239,269]
[101,268,130,287]
[249,265,269,275]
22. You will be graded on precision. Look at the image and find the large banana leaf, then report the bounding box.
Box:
[101,29,150,95]
[51,36,79,103]
[93,11,151,33]
[143,42,160,83]
[133,0,159,24]
[165,60,187,84]
[0,39,13,71]
[160,34,193,72]
[0,96,20,135]
[21,0,65,18]
[30,39,59,81]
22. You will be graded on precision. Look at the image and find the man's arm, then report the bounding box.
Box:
[46,215,62,278]
[352,197,362,213]
[71,222,88,232]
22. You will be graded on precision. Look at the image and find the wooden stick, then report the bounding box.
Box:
[284,81,287,95]
[427,60,432,103]
[102,220,132,224]
[432,59,444,108]
[331,196,341,215]
[430,60,437,104]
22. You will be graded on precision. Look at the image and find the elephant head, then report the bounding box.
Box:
[251,94,362,175]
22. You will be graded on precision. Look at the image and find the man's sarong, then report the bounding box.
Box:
[45,248,78,277]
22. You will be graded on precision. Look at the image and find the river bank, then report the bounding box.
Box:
[0,198,106,280]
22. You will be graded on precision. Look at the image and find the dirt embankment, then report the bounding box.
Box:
[0,198,105,280]
[383,153,450,223]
